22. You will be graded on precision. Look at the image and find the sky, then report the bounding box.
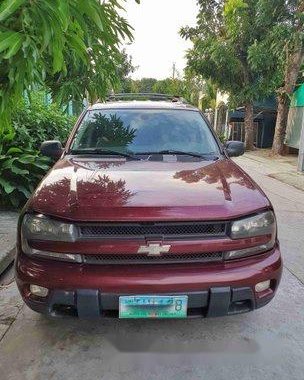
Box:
[123,0,198,80]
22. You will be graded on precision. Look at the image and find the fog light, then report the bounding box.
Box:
[255,280,271,293]
[30,284,49,297]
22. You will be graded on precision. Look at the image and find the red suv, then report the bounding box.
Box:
[15,94,282,319]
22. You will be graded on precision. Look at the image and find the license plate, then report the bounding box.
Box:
[119,295,188,319]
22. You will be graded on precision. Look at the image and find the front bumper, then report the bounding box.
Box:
[15,247,282,319]
[20,286,275,319]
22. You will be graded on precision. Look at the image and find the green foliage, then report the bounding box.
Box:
[182,71,217,110]
[297,64,304,86]
[116,49,138,93]
[119,73,217,110]
[0,0,135,140]
[181,0,288,107]
[181,0,303,106]
[151,75,217,110]
[11,93,76,150]
[251,0,304,91]
[254,0,304,154]
[180,0,303,150]
[83,113,137,149]
[0,91,76,209]
[130,78,158,93]
[0,145,51,209]
[199,80,217,110]
[152,78,185,96]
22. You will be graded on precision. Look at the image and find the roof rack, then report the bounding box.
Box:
[106,93,187,103]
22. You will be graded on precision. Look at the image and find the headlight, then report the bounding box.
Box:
[22,214,78,242]
[225,211,277,260]
[21,214,81,263]
[230,211,276,239]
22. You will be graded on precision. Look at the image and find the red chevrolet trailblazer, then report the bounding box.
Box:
[15,94,282,319]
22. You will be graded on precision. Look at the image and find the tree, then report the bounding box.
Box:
[84,113,137,148]
[152,78,185,96]
[131,78,158,93]
[183,71,217,110]
[181,0,282,150]
[151,74,216,109]
[116,50,138,93]
[198,79,217,111]
[253,0,304,155]
[0,0,137,144]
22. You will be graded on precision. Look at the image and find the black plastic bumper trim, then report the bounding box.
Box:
[27,286,272,319]
[77,289,100,319]
[207,287,231,317]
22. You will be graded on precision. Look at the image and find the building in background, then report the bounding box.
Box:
[228,99,277,148]
[213,90,277,148]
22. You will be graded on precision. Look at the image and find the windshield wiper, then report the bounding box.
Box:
[135,150,219,160]
[70,148,141,161]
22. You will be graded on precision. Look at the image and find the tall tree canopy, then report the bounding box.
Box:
[0,0,137,142]
[152,78,185,96]
[252,0,304,155]
[131,78,158,93]
[116,49,138,93]
[182,0,304,153]
[181,0,284,150]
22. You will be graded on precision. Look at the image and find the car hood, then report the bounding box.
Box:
[28,156,270,221]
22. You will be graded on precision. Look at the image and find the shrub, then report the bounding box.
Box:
[0,92,77,209]
[11,93,77,150]
[0,146,51,209]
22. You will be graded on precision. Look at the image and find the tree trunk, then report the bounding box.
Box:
[272,45,303,155]
[272,4,304,155]
[244,101,255,151]
[272,94,290,155]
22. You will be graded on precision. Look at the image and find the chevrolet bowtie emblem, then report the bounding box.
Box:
[137,243,171,256]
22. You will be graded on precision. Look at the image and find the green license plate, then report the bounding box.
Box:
[119,295,188,319]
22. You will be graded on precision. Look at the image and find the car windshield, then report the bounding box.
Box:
[70,109,220,156]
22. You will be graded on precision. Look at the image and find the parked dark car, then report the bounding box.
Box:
[15,94,282,319]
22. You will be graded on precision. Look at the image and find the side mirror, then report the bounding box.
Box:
[40,141,63,159]
[225,141,245,157]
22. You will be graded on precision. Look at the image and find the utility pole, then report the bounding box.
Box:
[297,115,304,172]
[172,63,176,80]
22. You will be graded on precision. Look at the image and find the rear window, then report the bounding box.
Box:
[70,109,219,155]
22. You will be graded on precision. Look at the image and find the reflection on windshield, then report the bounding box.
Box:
[73,113,137,151]
[71,109,219,156]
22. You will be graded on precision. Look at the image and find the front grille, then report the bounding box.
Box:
[83,252,224,265]
[79,222,227,239]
